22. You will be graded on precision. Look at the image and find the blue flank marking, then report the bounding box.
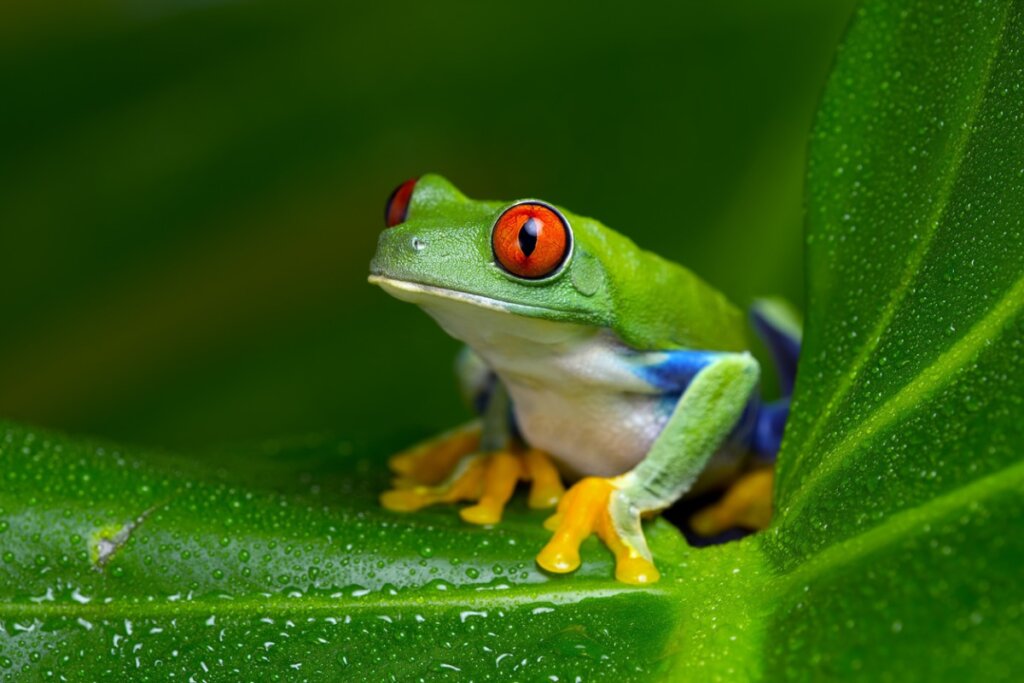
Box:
[634,349,721,392]
[638,348,790,461]
[466,335,795,460]
[750,308,801,397]
[751,398,789,460]
[642,351,761,442]
[639,349,749,436]
[749,302,802,459]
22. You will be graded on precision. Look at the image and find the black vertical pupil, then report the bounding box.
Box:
[518,217,541,256]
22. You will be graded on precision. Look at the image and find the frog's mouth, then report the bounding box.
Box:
[368,275,561,318]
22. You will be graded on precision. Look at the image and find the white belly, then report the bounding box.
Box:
[376,278,678,478]
[413,294,669,477]
[507,382,670,477]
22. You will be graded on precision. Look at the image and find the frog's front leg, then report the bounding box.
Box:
[537,352,760,584]
[386,421,482,488]
[381,360,564,524]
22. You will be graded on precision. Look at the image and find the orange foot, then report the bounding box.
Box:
[386,422,481,488]
[380,426,564,525]
[689,467,774,536]
[536,477,660,585]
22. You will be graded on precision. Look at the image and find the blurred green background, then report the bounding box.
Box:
[0,0,853,450]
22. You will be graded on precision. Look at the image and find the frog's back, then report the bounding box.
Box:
[578,219,747,352]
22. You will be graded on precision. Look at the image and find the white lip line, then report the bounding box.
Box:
[367,275,564,316]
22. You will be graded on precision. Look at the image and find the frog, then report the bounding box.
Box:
[368,174,801,584]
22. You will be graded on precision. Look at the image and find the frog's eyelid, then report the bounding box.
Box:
[385,177,418,228]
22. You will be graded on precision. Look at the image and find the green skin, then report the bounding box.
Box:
[369,174,760,571]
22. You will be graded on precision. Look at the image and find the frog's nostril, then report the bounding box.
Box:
[410,237,426,252]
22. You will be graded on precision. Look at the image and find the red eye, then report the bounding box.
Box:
[385,178,417,227]
[492,202,572,279]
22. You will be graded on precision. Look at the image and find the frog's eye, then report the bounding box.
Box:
[385,178,418,228]
[492,201,572,280]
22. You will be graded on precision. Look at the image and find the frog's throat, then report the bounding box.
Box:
[368,275,566,319]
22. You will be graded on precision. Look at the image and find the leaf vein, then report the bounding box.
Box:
[775,456,1024,595]
[784,1,1014,494]
[780,271,1024,523]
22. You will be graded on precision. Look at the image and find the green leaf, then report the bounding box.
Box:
[762,0,1024,678]
[2,1,1022,681]
[0,425,704,680]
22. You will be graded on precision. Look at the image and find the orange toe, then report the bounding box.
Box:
[536,477,658,583]
[690,467,774,536]
[387,424,481,486]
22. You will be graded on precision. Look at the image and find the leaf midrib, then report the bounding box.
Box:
[0,585,667,621]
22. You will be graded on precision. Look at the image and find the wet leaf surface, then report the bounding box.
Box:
[0,426,702,680]
[764,0,1024,679]
[2,0,1023,680]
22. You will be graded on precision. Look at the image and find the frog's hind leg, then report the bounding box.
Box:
[538,353,761,584]
[747,297,803,457]
[749,298,802,398]
[689,467,774,536]
[688,299,801,537]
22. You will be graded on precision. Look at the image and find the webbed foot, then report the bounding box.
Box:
[689,467,774,536]
[536,477,660,585]
[387,422,481,488]
[380,440,564,525]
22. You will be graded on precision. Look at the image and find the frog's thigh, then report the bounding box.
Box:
[539,354,760,584]
[622,352,761,512]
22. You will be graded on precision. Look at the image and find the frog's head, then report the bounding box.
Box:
[368,174,623,328]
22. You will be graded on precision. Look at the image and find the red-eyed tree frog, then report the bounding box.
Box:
[369,175,801,584]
